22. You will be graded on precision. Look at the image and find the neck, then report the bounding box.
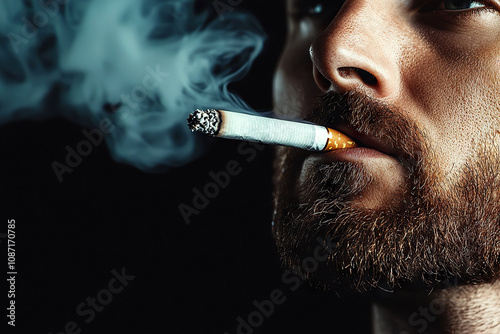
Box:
[371,279,500,333]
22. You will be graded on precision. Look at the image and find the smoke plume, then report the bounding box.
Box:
[0,0,265,171]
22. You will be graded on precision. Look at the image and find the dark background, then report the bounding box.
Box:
[1,1,370,333]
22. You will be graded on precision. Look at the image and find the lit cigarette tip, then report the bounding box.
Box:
[188,109,221,136]
[187,109,357,152]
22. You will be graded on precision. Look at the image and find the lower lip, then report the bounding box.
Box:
[323,147,394,162]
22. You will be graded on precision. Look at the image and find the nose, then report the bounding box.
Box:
[310,1,400,99]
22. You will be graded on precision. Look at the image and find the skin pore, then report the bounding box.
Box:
[272,0,500,332]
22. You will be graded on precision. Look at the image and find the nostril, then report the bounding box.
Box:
[357,68,377,86]
[338,67,378,87]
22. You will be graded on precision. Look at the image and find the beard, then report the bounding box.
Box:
[272,91,500,292]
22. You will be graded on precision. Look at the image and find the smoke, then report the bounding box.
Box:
[0,0,265,171]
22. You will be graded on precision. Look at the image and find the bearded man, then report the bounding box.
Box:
[272,0,500,332]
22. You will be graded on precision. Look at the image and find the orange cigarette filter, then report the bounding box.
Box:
[324,128,357,151]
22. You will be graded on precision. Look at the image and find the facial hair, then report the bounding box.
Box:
[272,91,500,292]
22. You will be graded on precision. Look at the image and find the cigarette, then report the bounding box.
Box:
[187,109,357,152]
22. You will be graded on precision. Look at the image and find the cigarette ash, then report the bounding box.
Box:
[187,109,220,136]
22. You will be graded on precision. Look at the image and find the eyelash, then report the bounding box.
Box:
[288,0,498,21]
[438,7,496,19]
[420,0,497,19]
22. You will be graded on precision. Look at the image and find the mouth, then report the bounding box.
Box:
[299,123,410,210]
[335,124,401,158]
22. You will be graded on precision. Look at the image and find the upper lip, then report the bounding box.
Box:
[335,124,401,157]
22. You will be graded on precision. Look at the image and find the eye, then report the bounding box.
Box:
[288,0,325,18]
[288,0,344,21]
[309,3,324,15]
[418,0,495,17]
[442,0,484,10]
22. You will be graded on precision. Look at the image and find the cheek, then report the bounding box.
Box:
[273,39,322,119]
[402,44,500,177]
[273,67,307,119]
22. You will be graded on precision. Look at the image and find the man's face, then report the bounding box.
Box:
[272,0,500,291]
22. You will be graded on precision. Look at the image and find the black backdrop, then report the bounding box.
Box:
[1,1,371,333]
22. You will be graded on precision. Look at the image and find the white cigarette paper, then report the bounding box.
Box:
[187,109,357,152]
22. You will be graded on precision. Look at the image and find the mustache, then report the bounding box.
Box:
[309,91,427,161]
